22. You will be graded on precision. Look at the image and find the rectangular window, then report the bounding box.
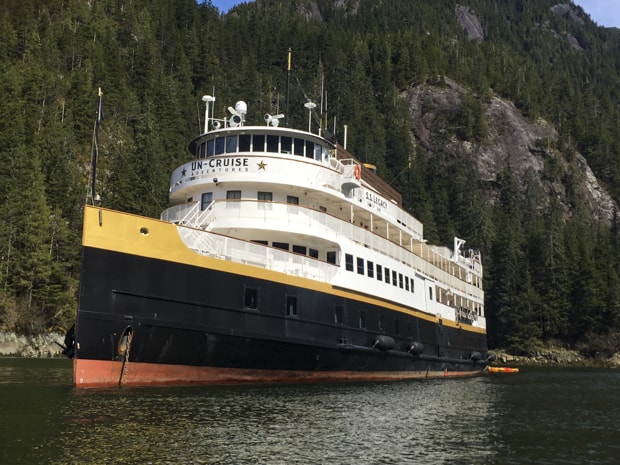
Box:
[286,295,297,316]
[273,242,289,251]
[239,134,251,152]
[226,190,241,208]
[305,140,315,159]
[292,245,307,255]
[267,135,279,152]
[399,273,404,289]
[376,264,383,281]
[206,139,215,156]
[287,195,299,205]
[429,287,433,300]
[357,257,364,275]
[258,191,272,210]
[359,310,366,329]
[410,278,415,293]
[405,276,409,291]
[334,305,343,324]
[244,287,258,310]
[314,144,322,161]
[252,134,265,152]
[201,192,213,211]
[384,267,390,284]
[294,138,305,156]
[281,136,292,154]
[214,137,225,154]
[392,270,398,287]
[225,135,238,153]
[367,260,374,278]
[326,251,336,264]
[345,254,354,271]
[309,248,319,259]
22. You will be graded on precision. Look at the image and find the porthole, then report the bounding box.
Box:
[139,227,150,236]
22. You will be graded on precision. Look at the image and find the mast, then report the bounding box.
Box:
[90,87,103,205]
[285,47,291,127]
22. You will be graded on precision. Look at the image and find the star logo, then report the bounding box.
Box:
[257,161,267,170]
[181,168,187,177]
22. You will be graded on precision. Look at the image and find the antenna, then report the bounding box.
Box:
[228,101,247,127]
[202,95,215,133]
[286,48,291,127]
[264,113,285,127]
[304,100,316,133]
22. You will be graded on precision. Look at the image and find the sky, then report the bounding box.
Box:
[210,1,619,28]
[573,0,620,28]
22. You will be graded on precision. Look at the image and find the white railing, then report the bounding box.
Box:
[177,226,338,283]
[164,200,483,302]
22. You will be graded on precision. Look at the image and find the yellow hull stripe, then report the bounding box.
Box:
[82,205,486,335]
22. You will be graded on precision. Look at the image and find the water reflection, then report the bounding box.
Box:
[51,378,504,465]
[2,360,617,465]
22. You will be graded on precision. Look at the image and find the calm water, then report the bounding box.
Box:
[0,359,618,465]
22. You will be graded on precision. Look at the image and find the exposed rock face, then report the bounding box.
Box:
[455,5,484,41]
[0,332,66,357]
[550,3,585,25]
[403,78,617,222]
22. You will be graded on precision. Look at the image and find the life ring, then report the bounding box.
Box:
[353,164,361,180]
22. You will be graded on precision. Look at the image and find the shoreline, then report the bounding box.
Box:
[492,348,620,369]
[1,331,619,368]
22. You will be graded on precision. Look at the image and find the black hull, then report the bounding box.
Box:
[74,242,488,386]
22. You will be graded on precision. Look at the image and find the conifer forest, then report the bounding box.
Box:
[1,0,620,355]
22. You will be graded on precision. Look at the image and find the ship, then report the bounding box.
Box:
[70,89,491,387]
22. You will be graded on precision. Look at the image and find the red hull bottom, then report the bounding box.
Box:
[73,358,485,388]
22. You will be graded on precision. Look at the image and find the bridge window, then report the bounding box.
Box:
[384,267,390,284]
[253,134,265,152]
[376,264,383,281]
[281,136,292,154]
[294,138,305,156]
[214,137,225,155]
[314,144,322,161]
[399,273,403,288]
[273,242,289,251]
[239,134,251,151]
[367,260,374,278]
[267,135,279,152]
[309,248,319,259]
[226,135,238,153]
[305,140,314,159]
[206,139,215,156]
[392,270,398,287]
[326,251,336,264]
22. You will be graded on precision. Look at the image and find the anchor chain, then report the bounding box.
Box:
[118,330,133,386]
